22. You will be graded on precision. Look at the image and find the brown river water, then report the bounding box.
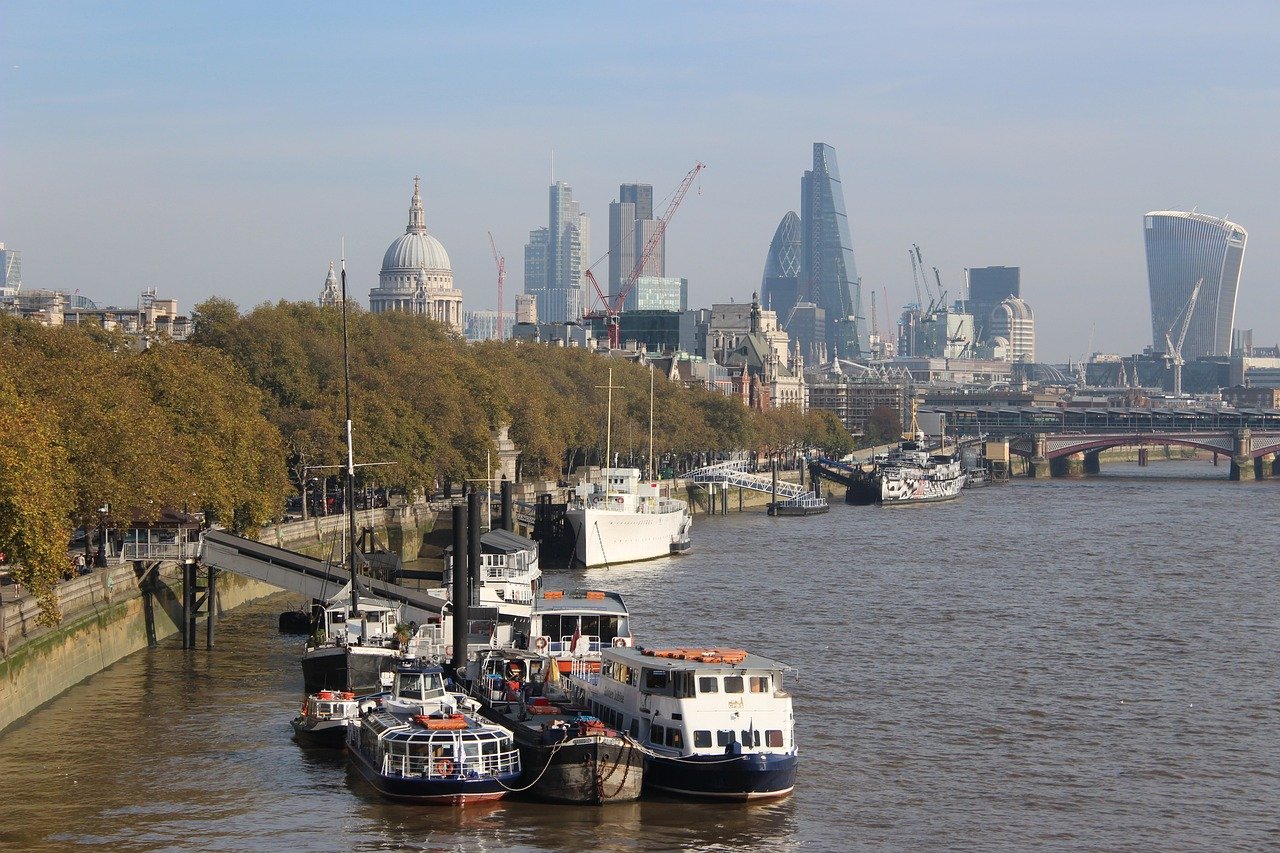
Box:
[1,460,1277,851]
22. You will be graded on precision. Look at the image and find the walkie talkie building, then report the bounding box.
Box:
[1144,211,1247,360]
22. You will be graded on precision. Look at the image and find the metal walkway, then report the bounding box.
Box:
[688,460,813,500]
[199,529,446,623]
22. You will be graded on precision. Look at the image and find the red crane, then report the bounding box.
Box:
[487,231,505,341]
[588,161,706,348]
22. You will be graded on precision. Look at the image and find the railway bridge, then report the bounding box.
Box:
[924,405,1280,480]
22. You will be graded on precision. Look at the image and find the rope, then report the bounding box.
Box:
[493,737,571,792]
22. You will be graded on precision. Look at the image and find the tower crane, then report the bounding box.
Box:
[587,161,706,348]
[487,232,506,341]
[1164,277,1203,397]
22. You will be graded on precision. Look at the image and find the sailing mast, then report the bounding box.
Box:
[339,249,362,636]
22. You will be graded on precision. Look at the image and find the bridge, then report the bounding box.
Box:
[923,405,1280,480]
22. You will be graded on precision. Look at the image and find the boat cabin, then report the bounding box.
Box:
[530,590,632,670]
[442,528,541,617]
[574,646,795,758]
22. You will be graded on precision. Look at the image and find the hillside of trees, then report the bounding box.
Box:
[1,301,851,623]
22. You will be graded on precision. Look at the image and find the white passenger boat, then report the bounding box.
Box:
[565,646,798,800]
[528,588,633,674]
[346,658,522,805]
[563,469,692,567]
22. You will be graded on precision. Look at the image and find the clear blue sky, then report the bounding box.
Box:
[3,1,1278,360]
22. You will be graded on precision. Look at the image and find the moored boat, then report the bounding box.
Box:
[466,648,644,804]
[528,588,633,674]
[564,469,692,567]
[846,439,966,505]
[565,646,798,800]
[291,688,361,748]
[346,658,522,805]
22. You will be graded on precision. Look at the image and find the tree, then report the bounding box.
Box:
[863,405,902,445]
[0,370,73,625]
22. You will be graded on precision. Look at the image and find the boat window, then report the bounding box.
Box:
[629,720,639,738]
[766,730,784,748]
[650,724,666,745]
[581,615,601,638]
[673,671,696,698]
[698,676,718,694]
[742,730,761,747]
[599,615,621,641]
[666,728,683,749]
[724,676,744,694]
[716,730,733,747]
[642,668,669,693]
[750,676,770,693]
[399,673,423,699]
[694,730,712,748]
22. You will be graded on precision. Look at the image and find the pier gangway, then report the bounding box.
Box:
[688,460,816,500]
[808,457,862,490]
[199,529,446,623]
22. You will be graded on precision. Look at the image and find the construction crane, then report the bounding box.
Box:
[869,288,880,357]
[908,246,926,309]
[1164,277,1203,397]
[587,161,706,348]
[487,232,505,341]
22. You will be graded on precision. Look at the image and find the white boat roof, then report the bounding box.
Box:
[533,590,628,616]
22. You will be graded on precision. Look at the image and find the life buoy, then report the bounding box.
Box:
[535,636,549,651]
[434,759,455,777]
[444,645,453,658]
[612,637,627,648]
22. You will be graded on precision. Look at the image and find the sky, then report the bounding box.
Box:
[3,0,1278,361]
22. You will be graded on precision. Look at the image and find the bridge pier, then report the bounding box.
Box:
[1257,452,1276,479]
[1049,453,1084,477]
[1231,428,1255,481]
[1084,451,1101,475]
[1029,434,1051,478]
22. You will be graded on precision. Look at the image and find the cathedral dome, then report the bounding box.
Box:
[379,176,451,275]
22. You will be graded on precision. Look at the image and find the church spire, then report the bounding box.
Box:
[407,175,427,235]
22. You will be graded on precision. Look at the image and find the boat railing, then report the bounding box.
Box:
[384,750,519,780]
[551,635,601,654]
[569,657,595,680]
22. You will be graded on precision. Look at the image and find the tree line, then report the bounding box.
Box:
[0,300,852,623]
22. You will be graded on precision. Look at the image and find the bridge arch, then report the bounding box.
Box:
[1009,434,1235,459]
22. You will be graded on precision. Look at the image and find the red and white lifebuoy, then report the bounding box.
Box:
[612,637,627,647]
[535,636,549,651]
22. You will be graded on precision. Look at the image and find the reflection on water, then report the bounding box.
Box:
[0,459,1276,850]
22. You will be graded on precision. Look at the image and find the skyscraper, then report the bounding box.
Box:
[800,143,865,359]
[608,182,663,303]
[967,266,1020,343]
[761,211,802,324]
[524,181,588,323]
[0,243,21,298]
[1144,210,1247,360]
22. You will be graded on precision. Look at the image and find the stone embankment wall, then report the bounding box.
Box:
[0,500,450,733]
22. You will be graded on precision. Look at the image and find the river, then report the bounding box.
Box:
[1,460,1277,851]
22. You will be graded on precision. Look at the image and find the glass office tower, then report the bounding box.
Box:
[801,143,865,359]
[1144,211,1247,359]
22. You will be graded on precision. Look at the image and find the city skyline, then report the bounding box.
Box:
[3,2,1279,361]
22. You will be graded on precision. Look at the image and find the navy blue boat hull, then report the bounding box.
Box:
[644,752,797,800]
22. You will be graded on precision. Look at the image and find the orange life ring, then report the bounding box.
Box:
[535,636,549,651]
[340,692,355,700]
[434,758,455,777]
[444,645,453,657]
